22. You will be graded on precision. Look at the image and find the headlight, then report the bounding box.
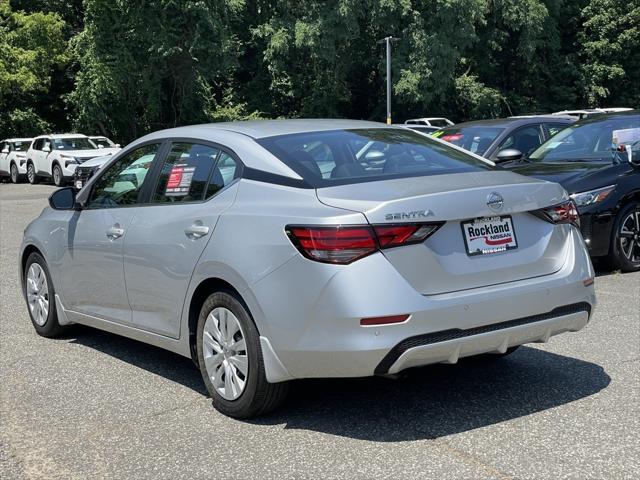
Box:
[570,185,615,207]
[61,155,79,167]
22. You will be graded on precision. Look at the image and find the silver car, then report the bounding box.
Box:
[20,120,596,418]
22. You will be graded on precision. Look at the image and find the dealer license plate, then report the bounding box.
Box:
[461,216,518,256]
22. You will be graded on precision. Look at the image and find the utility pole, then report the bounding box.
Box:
[377,36,399,124]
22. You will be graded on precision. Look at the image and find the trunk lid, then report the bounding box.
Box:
[317,171,571,294]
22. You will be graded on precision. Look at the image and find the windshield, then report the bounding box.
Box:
[53,137,97,151]
[529,114,640,162]
[257,128,493,187]
[12,141,30,151]
[432,126,504,155]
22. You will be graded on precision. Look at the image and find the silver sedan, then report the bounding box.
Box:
[20,120,596,418]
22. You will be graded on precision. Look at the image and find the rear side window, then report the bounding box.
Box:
[153,143,220,203]
[206,152,239,199]
[258,128,493,187]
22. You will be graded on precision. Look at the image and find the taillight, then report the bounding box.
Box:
[535,200,580,227]
[373,224,442,248]
[286,223,443,264]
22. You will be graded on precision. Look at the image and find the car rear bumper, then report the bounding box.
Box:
[250,227,596,381]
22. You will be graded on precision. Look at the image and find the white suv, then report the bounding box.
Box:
[0,138,33,183]
[26,134,119,186]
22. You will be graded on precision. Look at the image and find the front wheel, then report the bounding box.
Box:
[27,162,38,184]
[10,163,21,183]
[196,291,289,418]
[52,163,64,187]
[24,252,65,337]
[608,202,640,272]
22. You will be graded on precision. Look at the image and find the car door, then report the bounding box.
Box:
[491,124,545,160]
[33,137,52,174]
[58,142,163,324]
[0,142,8,173]
[123,141,241,338]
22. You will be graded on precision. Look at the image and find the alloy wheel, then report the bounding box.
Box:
[26,263,49,326]
[202,307,248,401]
[27,164,35,183]
[619,209,640,264]
[53,165,62,186]
[10,164,18,183]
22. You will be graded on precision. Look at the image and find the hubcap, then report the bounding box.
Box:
[53,167,60,185]
[202,307,248,401]
[10,165,17,182]
[619,210,640,263]
[26,263,49,326]
[28,165,34,182]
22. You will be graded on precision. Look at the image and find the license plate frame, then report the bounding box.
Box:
[461,215,518,256]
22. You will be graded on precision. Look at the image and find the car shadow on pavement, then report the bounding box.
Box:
[67,327,610,441]
[66,325,208,395]
[253,347,610,441]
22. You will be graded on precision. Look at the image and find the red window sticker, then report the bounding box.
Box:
[167,167,184,189]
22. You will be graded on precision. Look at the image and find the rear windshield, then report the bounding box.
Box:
[432,126,504,155]
[257,128,493,187]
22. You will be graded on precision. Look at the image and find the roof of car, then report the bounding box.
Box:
[438,116,575,130]
[2,138,33,142]
[151,119,390,139]
[571,109,639,125]
[33,133,89,139]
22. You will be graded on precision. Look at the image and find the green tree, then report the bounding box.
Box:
[0,0,68,136]
[579,0,640,107]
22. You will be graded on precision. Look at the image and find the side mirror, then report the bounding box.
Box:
[49,187,78,210]
[115,144,121,148]
[42,145,51,152]
[364,150,385,162]
[495,148,523,163]
[1,148,9,154]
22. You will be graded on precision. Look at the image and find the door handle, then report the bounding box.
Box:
[106,224,125,240]
[185,224,210,239]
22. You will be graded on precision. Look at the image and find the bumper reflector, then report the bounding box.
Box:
[583,277,595,287]
[360,314,410,326]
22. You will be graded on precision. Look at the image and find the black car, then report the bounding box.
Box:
[502,111,640,271]
[433,116,575,163]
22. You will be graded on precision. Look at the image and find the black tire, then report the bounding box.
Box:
[23,252,66,337]
[608,202,640,272]
[27,162,38,184]
[10,163,21,183]
[52,163,64,187]
[196,290,289,418]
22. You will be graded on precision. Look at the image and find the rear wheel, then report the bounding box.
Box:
[27,162,38,184]
[608,202,640,272]
[196,291,289,418]
[52,163,63,187]
[24,252,65,337]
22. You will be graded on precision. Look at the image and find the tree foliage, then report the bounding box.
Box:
[1,0,638,142]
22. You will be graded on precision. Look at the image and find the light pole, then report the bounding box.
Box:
[377,36,399,124]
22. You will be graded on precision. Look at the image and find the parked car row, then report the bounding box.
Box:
[0,134,120,186]
[433,110,640,271]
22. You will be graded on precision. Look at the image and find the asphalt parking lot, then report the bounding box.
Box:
[1,183,638,479]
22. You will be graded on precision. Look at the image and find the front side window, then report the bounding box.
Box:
[87,144,159,208]
[496,125,544,157]
[153,143,220,203]
[258,128,493,187]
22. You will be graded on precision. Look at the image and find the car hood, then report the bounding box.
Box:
[504,160,629,195]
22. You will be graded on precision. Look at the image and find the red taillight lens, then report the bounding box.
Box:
[537,200,580,227]
[286,226,377,264]
[286,223,443,264]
